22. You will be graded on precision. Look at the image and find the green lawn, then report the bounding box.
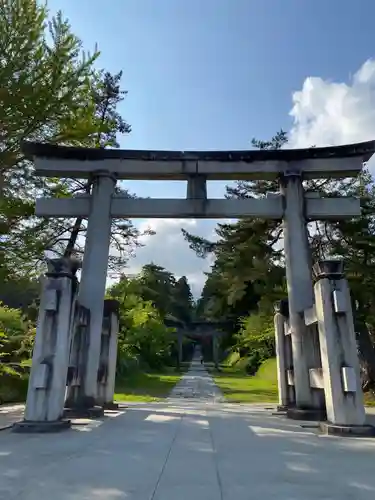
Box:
[364,392,375,407]
[212,357,375,407]
[114,368,185,403]
[212,358,279,403]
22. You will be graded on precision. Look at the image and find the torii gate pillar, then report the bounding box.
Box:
[78,172,117,408]
[281,171,318,413]
[177,329,183,367]
[212,335,219,369]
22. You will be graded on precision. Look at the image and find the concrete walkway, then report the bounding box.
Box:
[1,354,375,499]
[0,404,24,431]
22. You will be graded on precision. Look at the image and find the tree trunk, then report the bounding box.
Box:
[63,181,92,257]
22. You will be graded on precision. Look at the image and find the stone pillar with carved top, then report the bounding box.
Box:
[64,303,93,417]
[313,260,374,436]
[274,299,294,411]
[13,258,80,433]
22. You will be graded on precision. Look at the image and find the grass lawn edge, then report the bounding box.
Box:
[114,364,189,403]
[210,357,375,407]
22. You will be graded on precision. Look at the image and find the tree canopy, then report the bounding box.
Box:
[0,0,151,281]
[107,265,195,371]
[0,0,160,400]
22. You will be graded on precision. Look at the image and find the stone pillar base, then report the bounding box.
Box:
[102,402,119,410]
[63,405,104,419]
[287,407,327,422]
[12,419,71,433]
[64,395,104,418]
[319,422,375,437]
[276,405,289,413]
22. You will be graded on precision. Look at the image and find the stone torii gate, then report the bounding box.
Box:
[18,139,375,432]
[165,318,227,368]
[186,321,227,369]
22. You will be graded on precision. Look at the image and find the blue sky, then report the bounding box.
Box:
[47,0,375,292]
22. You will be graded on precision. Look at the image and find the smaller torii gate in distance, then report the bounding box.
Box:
[187,321,228,369]
[165,317,228,369]
[19,139,375,435]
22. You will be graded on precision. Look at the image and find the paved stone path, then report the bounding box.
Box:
[168,351,224,402]
[1,351,375,499]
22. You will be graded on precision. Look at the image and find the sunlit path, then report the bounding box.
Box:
[1,354,375,499]
[168,347,224,403]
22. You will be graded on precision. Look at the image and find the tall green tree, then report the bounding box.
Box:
[61,71,138,266]
[112,266,195,325]
[108,276,173,370]
[138,264,177,318]
[172,276,194,324]
[0,0,150,280]
[0,0,97,278]
[43,69,152,272]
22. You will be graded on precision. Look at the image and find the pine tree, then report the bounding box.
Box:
[173,276,194,324]
[0,1,149,280]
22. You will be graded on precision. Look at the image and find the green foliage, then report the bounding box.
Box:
[212,358,278,403]
[109,272,178,372]
[0,0,148,280]
[108,265,196,373]
[171,276,194,324]
[115,370,186,402]
[61,69,147,268]
[120,298,173,370]
[0,302,34,403]
[132,264,194,325]
[1,0,98,277]
[234,313,275,374]
[0,0,150,398]
[0,276,40,321]
[138,264,177,318]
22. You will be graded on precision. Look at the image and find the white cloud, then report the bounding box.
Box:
[119,59,375,297]
[289,59,375,152]
[125,218,218,298]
